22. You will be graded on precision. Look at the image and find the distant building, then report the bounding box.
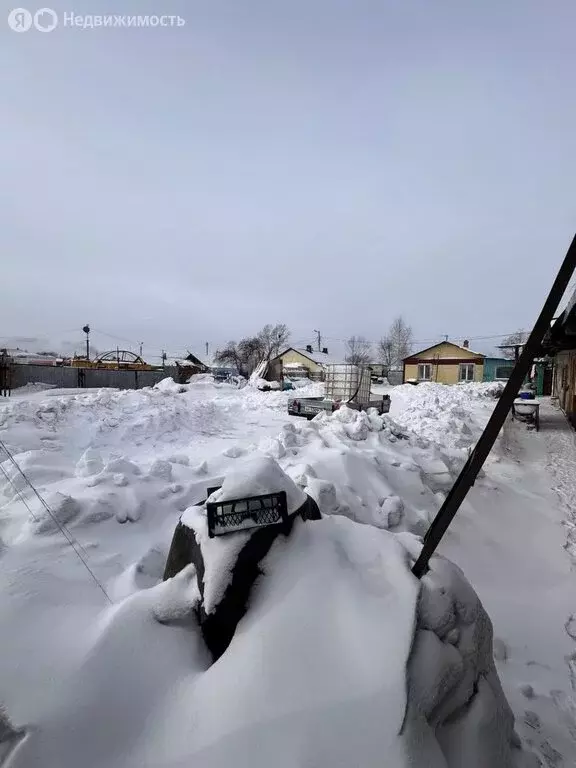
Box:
[3,348,61,365]
[269,346,346,379]
[403,341,485,384]
[173,352,211,383]
[482,357,515,383]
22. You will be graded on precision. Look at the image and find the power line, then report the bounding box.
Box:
[320,331,526,346]
[90,327,140,348]
[0,441,112,604]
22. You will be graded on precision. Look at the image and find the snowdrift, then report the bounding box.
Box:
[7,513,524,768]
[0,379,535,767]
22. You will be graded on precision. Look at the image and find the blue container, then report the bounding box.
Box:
[519,391,534,400]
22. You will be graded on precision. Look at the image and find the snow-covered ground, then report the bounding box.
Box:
[0,377,574,766]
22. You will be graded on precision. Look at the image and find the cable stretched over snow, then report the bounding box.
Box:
[0,439,112,604]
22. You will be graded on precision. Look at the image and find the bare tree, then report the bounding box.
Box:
[216,323,290,377]
[238,336,266,373]
[215,334,269,378]
[214,341,243,375]
[345,335,372,366]
[378,316,413,369]
[499,330,528,359]
[258,323,290,360]
[377,335,394,371]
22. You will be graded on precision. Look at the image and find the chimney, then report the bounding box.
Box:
[463,340,469,348]
[322,347,328,354]
[305,344,313,354]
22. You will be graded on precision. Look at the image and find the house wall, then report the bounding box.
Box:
[483,357,515,382]
[554,351,576,426]
[404,361,483,384]
[404,343,484,384]
[276,349,321,373]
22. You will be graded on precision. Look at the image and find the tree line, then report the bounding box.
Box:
[345,317,413,369]
[214,324,291,378]
[213,316,414,378]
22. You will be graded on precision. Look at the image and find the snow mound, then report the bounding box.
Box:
[12,382,56,394]
[407,552,524,767]
[388,382,498,450]
[6,517,527,768]
[153,377,188,394]
[208,454,306,514]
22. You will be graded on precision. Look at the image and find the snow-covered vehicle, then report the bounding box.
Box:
[288,363,390,419]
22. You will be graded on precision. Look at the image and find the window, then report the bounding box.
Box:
[495,366,513,380]
[418,363,431,381]
[459,363,475,382]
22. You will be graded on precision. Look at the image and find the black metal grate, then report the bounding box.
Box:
[207,491,289,538]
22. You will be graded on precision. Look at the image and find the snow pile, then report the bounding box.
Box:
[206,453,307,513]
[250,377,281,390]
[5,512,528,768]
[242,405,458,536]
[0,378,322,456]
[0,376,565,766]
[12,382,56,394]
[388,382,499,450]
[407,551,525,767]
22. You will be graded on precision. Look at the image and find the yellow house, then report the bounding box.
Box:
[403,341,485,384]
[270,346,344,378]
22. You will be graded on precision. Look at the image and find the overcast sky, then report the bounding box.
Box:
[2,0,575,361]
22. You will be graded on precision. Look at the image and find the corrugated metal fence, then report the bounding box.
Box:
[10,365,178,391]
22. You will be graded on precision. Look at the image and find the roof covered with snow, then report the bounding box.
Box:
[275,347,346,366]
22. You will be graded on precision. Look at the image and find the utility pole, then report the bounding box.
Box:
[205,341,209,358]
[82,324,90,360]
[314,329,321,352]
[139,342,144,357]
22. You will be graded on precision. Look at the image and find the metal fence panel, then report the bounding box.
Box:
[9,365,177,392]
[11,365,79,389]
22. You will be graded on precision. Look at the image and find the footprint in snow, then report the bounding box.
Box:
[523,710,541,731]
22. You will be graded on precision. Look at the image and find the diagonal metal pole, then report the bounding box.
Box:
[412,232,576,578]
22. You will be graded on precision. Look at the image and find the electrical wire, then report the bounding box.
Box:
[0,462,40,523]
[321,331,528,346]
[0,441,112,604]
